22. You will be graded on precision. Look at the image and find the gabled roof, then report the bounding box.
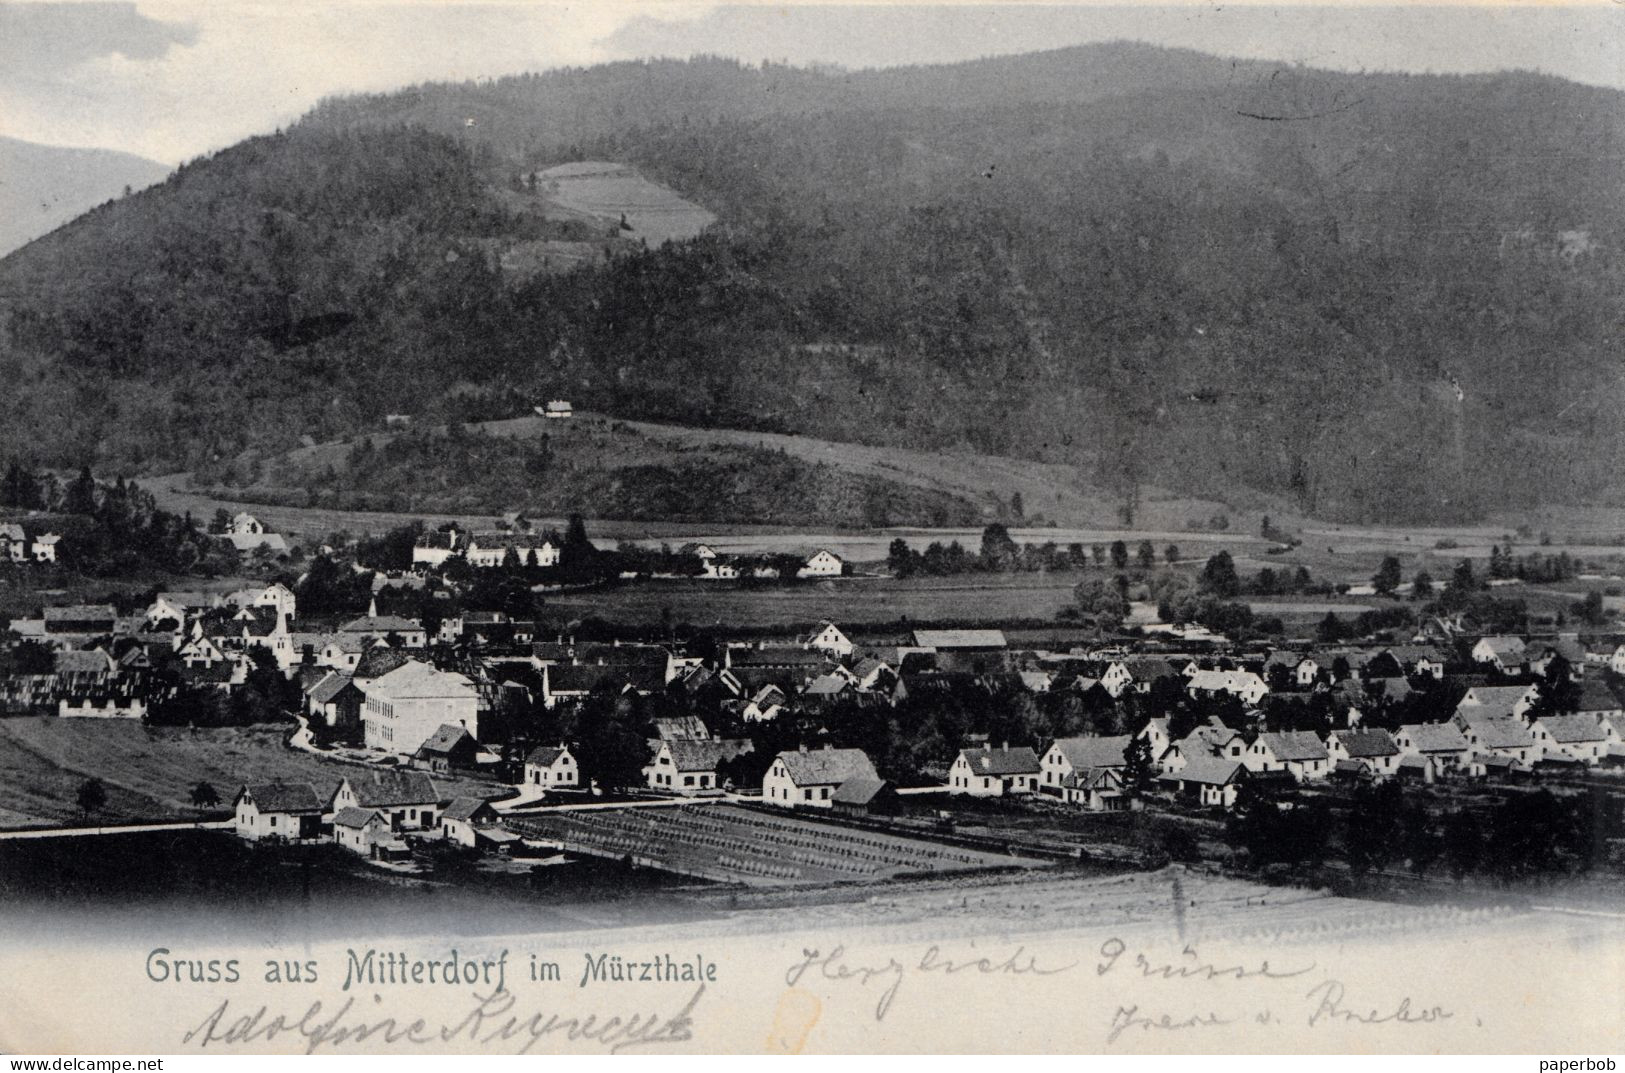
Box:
[441,796,497,822]
[365,660,477,700]
[775,747,878,786]
[1399,722,1469,753]
[831,776,891,805]
[1048,735,1133,771]
[1256,730,1328,762]
[666,739,752,772]
[1536,713,1609,744]
[239,782,323,813]
[332,806,385,829]
[1331,728,1399,758]
[959,744,1041,775]
[339,613,422,634]
[307,672,358,705]
[1162,756,1247,786]
[804,673,849,696]
[415,724,476,756]
[340,770,440,807]
[524,744,570,767]
[912,629,1008,649]
[1575,680,1623,712]
[1475,635,1527,656]
[1461,715,1534,750]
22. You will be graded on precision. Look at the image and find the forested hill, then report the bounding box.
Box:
[2,44,1622,524]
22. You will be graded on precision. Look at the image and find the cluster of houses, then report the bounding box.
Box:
[0,522,60,564]
[409,523,846,581]
[233,769,520,860]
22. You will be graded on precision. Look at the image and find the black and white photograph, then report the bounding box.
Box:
[2,0,1625,1056]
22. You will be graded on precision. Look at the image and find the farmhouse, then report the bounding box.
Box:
[1245,731,1330,781]
[645,739,753,794]
[438,797,514,850]
[332,807,393,855]
[1531,713,1615,764]
[411,723,495,774]
[796,549,844,578]
[361,660,480,755]
[1456,683,1540,721]
[763,747,879,808]
[523,744,579,789]
[329,771,443,831]
[948,744,1042,796]
[1039,735,1132,792]
[1158,757,1249,810]
[234,783,324,842]
[1186,669,1269,706]
[1327,728,1401,778]
[1394,722,1472,773]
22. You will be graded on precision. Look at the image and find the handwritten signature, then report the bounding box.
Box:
[784,944,1076,1021]
[1097,938,1317,982]
[182,985,705,1054]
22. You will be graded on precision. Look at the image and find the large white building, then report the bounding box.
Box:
[361,660,479,755]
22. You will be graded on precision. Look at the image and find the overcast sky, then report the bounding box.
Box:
[4,1,1623,165]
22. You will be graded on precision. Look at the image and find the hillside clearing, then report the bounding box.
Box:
[0,718,499,829]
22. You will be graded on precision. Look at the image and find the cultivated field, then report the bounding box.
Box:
[0,717,499,829]
[509,803,1046,886]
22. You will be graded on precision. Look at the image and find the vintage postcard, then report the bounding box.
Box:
[3,0,1625,1056]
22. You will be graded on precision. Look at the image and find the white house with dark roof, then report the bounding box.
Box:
[763,746,878,807]
[523,744,579,789]
[332,807,392,854]
[438,797,514,850]
[234,783,324,841]
[1158,757,1249,809]
[1160,723,1245,774]
[1394,722,1472,773]
[1455,713,1537,765]
[1327,728,1401,778]
[1531,713,1616,764]
[329,771,442,831]
[1456,683,1540,721]
[1040,735,1132,792]
[646,739,753,795]
[1245,731,1330,780]
[949,744,1042,796]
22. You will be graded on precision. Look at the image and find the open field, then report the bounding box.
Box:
[533,161,716,246]
[0,718,500,829]
[545,574,1091,628]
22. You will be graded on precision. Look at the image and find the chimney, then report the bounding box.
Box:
[1001,741,1009,751]
[798,743,808,752]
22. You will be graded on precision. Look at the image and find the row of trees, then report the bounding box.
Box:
[1229,781,1600,881]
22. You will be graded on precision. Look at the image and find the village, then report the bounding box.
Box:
[3,489,1625,898]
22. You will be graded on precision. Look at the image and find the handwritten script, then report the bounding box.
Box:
[784,943,1077,1021]
[182,985,705,1054]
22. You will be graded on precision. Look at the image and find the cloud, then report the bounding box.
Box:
[0,2,196,73]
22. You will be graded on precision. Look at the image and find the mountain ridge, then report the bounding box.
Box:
[1,43,1621,525]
